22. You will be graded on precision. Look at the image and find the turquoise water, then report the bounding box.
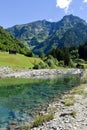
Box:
[0,75,80,128]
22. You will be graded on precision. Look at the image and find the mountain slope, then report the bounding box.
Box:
[33,15,87,54]
[6,15,87,54]
[0,26,30,54]
[59,22,87,47]
[7,20,56,48]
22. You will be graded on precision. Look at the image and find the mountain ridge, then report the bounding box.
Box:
[6,14,87,55]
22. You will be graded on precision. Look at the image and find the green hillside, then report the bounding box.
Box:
[0,26,31,55]
[0,52,44,69]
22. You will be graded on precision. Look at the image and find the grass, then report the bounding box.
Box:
[70,82,87,99]
[31,112,54,128]
[71,88,84,95]
[62,95,75,106]
[0,52,44,69]
[21,124,31,130]
[20,112,54,129]
[70,110,77,116]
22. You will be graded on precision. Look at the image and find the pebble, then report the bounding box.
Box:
[30,84,87,130]
[0,67,85,78]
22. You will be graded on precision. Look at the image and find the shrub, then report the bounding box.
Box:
[39,62,48,69]
[33,64,39,69]
[24,51,34,57]
[69,59,75,68]
[46,59,54,67]
[76,63,84,69]
[75,59,85,63]
[58,60,64,67]
[43,55,59,68]
[33,62,48,69]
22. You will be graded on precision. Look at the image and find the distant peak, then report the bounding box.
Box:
[61,14,86,24]
[62,14,84,20]
[63,14,78,19]
[63,14,74,17]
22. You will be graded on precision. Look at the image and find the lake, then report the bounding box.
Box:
[0,74,80,128]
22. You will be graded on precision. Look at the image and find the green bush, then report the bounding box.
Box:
[76,63,84,69]
[39,62,48,69]
[33,62,48,69]
[44,55,58,68]
[75,59,85,63]
[46,59,54,67]
[58,60,64,67]
[24,51,34,57]
[33,64,39,69]
[69,59,75,68]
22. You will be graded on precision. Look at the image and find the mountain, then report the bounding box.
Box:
[0,26,30,55]
[6,14,87,55]
[6,20,55,48]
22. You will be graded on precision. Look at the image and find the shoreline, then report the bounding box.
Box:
[30,83,87,130]
[0,67,85,78]
[30,70,87,130]
[0,67,87,130]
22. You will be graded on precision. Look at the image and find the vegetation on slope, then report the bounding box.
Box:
[0,52,44,69]
[0,26,32,56]
[0,15,87,69]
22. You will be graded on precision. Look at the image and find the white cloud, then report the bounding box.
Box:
[83,0,87,2]
[56,0,72,13]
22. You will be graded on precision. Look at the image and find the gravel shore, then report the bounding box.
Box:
[31,83,87,130]
[0,67,84,78]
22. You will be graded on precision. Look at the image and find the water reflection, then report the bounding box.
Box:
[0,75,80,128]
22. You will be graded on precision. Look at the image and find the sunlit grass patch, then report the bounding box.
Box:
[31,112,54,128]
[62,95,75,106]
[0,52,43,69]
[71,88,84,95]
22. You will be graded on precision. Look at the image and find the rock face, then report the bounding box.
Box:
[31,86,87,130]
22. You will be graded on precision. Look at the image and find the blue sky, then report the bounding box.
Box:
[0,0,87,28]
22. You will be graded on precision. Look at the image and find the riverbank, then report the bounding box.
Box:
[0,67,87,130]
[30,83,87,130]
[22,69,87,130]
[0,67,85,78]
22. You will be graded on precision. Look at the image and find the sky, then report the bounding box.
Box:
[0,0,87,28]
